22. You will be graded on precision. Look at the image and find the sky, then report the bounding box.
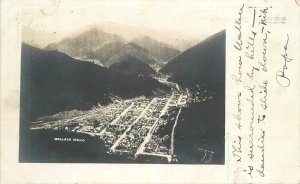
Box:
[22,0,225,39]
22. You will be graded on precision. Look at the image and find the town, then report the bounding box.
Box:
[30,76,217,163]
[30,77,191,163]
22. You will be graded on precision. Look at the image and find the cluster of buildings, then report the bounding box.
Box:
[31,100,132,134]
[30,87,190,162]
[144,135,169,155]
[111,97,169,154]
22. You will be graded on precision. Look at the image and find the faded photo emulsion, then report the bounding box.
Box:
[19,1,225,164]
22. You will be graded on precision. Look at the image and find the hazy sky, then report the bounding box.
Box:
[22,0,225,38]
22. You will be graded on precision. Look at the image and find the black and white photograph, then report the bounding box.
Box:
[19,0,225,164]
[2,0,300,183]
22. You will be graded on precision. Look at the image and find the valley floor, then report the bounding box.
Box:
[30,76,190,163]
[28,74,222,164]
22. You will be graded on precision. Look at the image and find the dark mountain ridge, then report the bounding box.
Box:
[21,43,169,122]
[109,56,156,76]
[160,30,226,164]
[160,30,225,92]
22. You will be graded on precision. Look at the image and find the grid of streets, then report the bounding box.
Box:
[30,79,189,163]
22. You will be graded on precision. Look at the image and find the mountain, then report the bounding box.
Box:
[104,42,156,67]
[45,28,126,63]
[109,56,156,76]
[159,30,226,92]
[133,36,181,61]
[20,43,169,122]
[93,41,125,62]
[159,30,226,164]
[71,22,197,51]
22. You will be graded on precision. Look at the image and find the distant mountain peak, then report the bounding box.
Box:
[132,36,181,61]
[125,42,147,50]
[44,28,127,63]
[104,42,156,67]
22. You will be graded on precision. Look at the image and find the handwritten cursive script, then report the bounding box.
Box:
[276,34,292,87]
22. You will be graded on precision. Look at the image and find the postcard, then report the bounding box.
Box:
[0,0,299,183]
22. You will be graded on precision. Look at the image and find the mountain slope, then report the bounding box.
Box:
[93,41,125,62]
[21,43,169,122]
[45,28,126,62]
[159,30,225,91]
[104,42,156,67]
[109,56,156,76]
[160,30,226,164]
[71,22,197,51]
[133,36,180,61]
